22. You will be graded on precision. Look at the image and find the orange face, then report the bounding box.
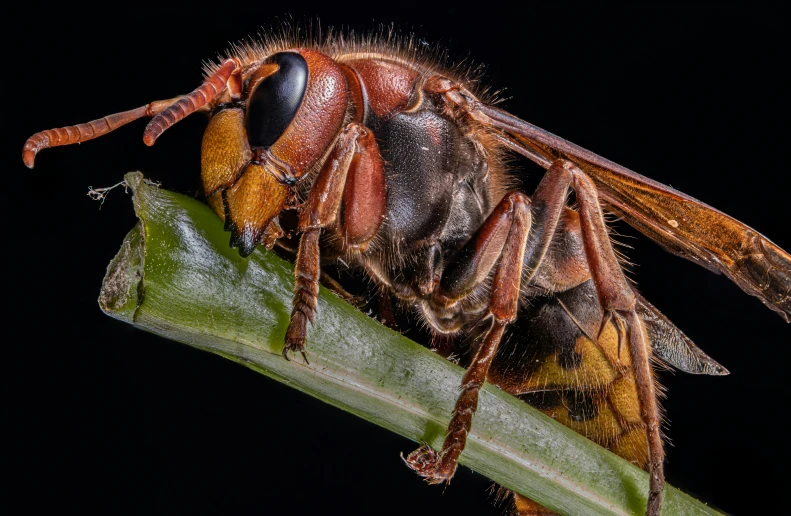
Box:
[200,49,351,256]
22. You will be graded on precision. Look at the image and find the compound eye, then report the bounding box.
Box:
[246,52,308,148]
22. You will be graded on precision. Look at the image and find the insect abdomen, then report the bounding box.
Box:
[491,279,650,468]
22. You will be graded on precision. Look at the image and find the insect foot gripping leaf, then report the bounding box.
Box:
[97,173,723,516]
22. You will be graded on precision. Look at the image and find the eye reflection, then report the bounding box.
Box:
[246,52,308,148]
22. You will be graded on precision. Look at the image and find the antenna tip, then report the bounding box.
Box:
[142,120,161,147]
[22,149,36,169]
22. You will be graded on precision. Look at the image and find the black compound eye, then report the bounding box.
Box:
[246,52,308,148]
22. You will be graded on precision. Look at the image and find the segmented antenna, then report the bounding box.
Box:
[143,58,240,146]
[23,103,164,169]
[22,57,242,168]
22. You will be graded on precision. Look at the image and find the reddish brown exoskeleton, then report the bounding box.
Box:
[22,33,791,516]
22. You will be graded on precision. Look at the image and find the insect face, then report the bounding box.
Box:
[201,49,351,256]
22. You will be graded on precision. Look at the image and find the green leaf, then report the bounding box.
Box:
[99,172,723,516]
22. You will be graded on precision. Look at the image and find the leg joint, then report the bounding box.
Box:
[503,190,531,213]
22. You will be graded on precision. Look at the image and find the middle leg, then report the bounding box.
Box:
[405,190,532,482]
[405,161,595,482]
[405,160,663,515]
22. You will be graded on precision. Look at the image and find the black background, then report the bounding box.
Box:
[9,4,789,515]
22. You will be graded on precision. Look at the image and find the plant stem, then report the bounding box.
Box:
[99,172,722,516]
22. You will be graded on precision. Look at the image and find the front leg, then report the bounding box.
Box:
[283,124,385,360]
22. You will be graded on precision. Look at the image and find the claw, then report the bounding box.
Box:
[402,441,438,473]
[598,309,614,339]
[598,309,630,362]
[613,313,627,362]
[402,442,452,484]
[282,341,310,364]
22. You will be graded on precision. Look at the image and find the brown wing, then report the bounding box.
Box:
[475,104,791,322]
[636,295,728,376]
